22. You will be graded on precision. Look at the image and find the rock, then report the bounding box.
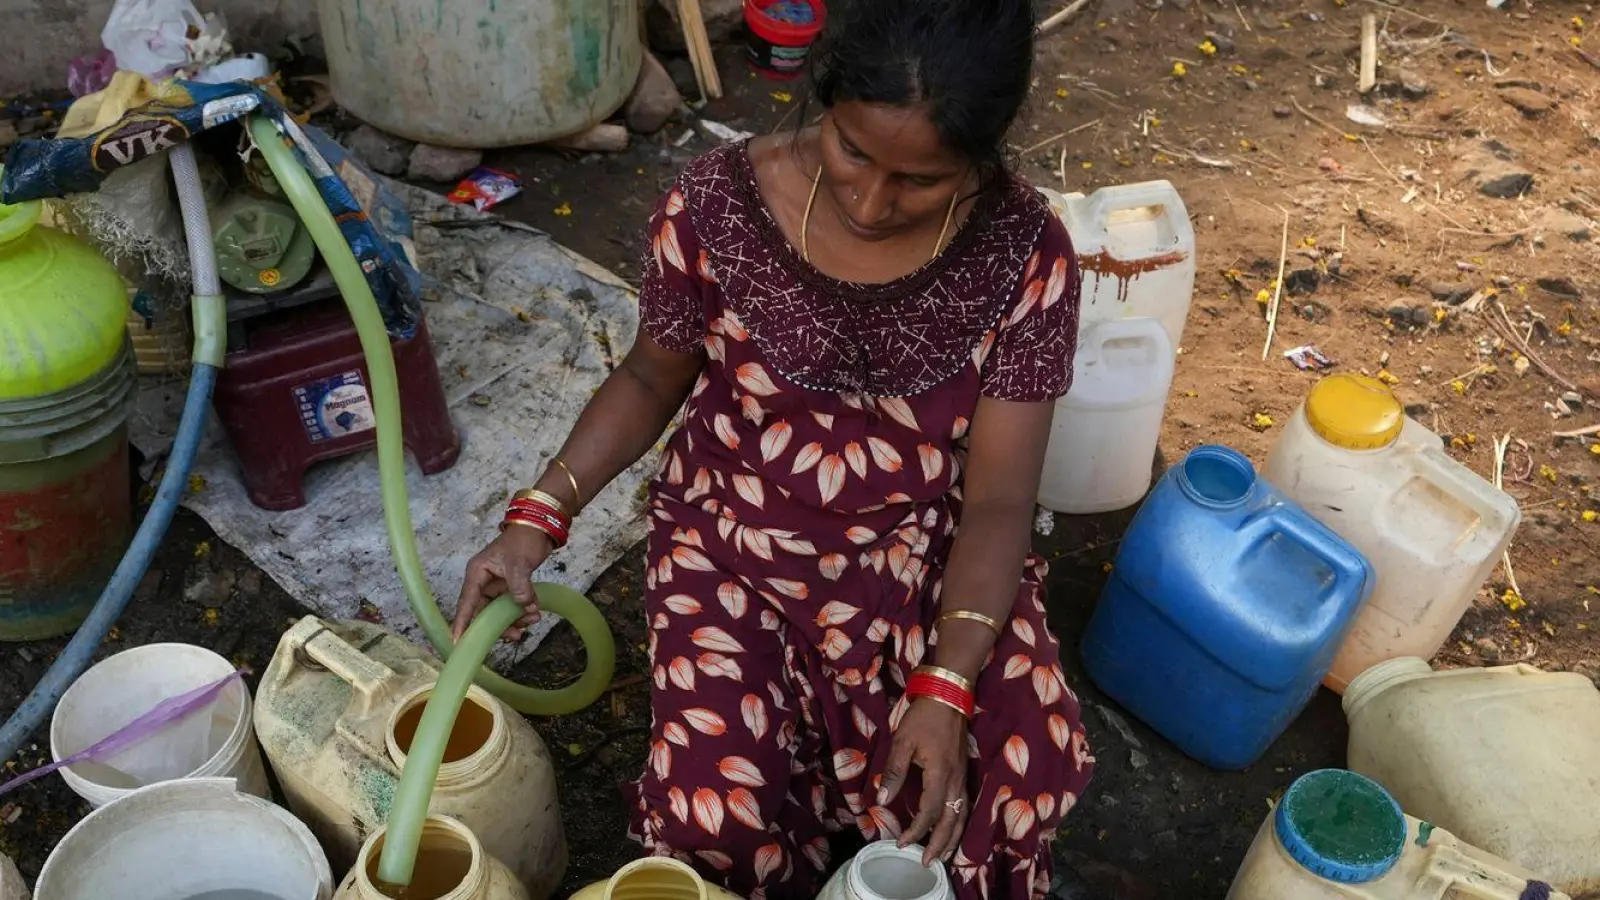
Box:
[1481,172,1536,199]
[625,52,683,135]
[1533,207,1593,242]
[1377,66,1430,100]
[647,0,745,53]
[343,124,412,176]
[1129,748,1150,769]
[1536,276,1582,298]
[1473,637,1503,664]
[1453,140,1535,199]
[1430,282,1474,304]
[406,144,483,183]
[663,56,701,98]
[1205,30,1236,53]
[1286,268,1320,296]
[1093,704,1144,749]
[183,567,237,607]
[1499,87,1557,118]
[1272,105,1292,119]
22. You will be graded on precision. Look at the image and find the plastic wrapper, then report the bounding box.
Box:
[1,80,424,339]
[448,167,522,212]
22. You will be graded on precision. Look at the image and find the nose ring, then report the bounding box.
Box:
[852,190,860,201]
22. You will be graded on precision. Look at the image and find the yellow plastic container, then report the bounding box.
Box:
[1261,374,1521,692]
[1346,658,1600,896]
[1227,769,1569,900]
[255,617,566,899]
[334,815,528,900]
[570,857,743,900]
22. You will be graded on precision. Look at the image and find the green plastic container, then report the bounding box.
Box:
[0,180,138,640]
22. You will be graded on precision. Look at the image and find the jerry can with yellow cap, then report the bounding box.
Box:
[1261,374,1521,693]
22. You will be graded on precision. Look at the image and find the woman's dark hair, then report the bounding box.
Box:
[807,0,1037,195]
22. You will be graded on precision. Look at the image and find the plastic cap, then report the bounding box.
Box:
[1275,770,1406,884]
[1304,374,1404,450]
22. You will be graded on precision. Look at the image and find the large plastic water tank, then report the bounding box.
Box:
[317,0,643,148]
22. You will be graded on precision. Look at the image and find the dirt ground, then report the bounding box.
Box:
[4,1,1600,897]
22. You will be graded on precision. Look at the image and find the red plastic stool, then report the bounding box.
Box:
[212,298,460,511]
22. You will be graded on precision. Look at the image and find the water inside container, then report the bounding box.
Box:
[367,841,473,899]
[858,855,938,899]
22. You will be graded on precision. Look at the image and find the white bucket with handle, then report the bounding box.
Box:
[34,777,333,900]
[49,642,269,807]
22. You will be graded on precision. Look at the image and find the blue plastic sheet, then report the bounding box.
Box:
[0,80,421,338]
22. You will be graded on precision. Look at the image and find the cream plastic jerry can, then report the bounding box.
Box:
[1346,658,1600,897]
[255,617,566,900]
[570,857,742,900]
[1038,181,1196,353]
[1228,769,1570,900]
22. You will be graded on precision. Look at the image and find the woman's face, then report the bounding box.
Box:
[818,100,973,243]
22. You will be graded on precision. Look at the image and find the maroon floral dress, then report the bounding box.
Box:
[624,143,1094,900]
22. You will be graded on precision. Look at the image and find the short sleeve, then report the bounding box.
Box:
[979,216,1082,402]
[637,183,711,355]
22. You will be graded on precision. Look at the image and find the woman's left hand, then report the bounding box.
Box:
[879,697,970,865]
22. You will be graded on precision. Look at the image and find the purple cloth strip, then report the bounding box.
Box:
[0,669,243,797]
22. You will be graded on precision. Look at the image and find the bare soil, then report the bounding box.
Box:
[4,1,1598,898]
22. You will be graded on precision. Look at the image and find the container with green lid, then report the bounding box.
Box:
[0,176,138,640]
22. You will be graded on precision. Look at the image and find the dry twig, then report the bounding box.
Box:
[1036,0,1093,37]
[1261,210,1290,360]
[1554,424,1600,439]
[1491,433,1521,601]
[1489,302,1582,394]
[1019,118,1101,155]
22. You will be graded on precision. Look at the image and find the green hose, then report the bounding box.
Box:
[248,118,618,884]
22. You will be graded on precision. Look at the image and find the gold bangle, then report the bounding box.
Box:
[511,488,568,516]
[908,692,972,720]
[550,457,583,508]
[914,664,974,693]
[937,609,1003,636]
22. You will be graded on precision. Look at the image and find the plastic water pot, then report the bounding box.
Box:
[818,841,954,900]
[0,173,137,641]
[1261,374,1521,692]
[316,0,642,148]
[335,815,528,900]
[1082,445,1374,769]
[1038,317,1174,514]
[1345,658,1600,896]
[49,642,269,808]
[255,618,566,899]
[570,857,743,900]
[1039,181,1196,352]
[0,852,26,900]
[1227,769,1569,900]
[34,777,334,900]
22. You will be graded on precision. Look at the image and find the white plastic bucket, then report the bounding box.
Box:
[50,642,270,808]
[35,777,333,900]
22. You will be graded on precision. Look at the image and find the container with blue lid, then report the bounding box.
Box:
[1274,770,1406,883]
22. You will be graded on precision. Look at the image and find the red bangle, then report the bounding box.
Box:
[501,509,569,547]
[906,672,975,718]
[506,498,572,527]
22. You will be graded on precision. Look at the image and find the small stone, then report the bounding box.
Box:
[1561,391,1583,409]
[407,144,483,183]
[1481,173,1536,199]
[1098,793,1119,808]
[1534,207,1593,242]
[1536,276,1583,298]
[1431,282,1474,304]
[625,52,683,135]
[1205,30,1236,53]
[1377,67,1430,100]
[1474,637,1503,664]
[1499,87,1558,118]
[237,568,263,598]
[1129,748,1150,769]
[184,567,237,606]
[1093,704,1144,749]
[1379,350,1391,367]
[1272,105,1292,119]
[343,124,412,176]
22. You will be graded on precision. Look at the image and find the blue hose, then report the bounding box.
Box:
[0,142,224,763]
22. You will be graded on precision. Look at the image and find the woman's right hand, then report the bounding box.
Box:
[453,526,553,642]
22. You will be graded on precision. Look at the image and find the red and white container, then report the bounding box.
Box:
[744,0,826,79]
